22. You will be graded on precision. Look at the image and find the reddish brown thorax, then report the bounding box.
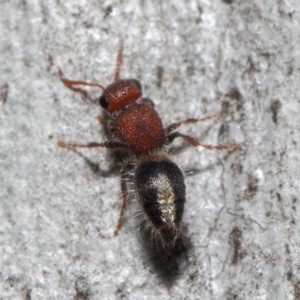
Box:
[114,102,165,155]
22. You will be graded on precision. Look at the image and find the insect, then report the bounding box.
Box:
[58,39,238,247]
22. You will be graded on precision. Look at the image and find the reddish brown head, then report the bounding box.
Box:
[99,79,142,113]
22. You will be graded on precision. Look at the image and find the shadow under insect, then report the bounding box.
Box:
[139,219,192,285]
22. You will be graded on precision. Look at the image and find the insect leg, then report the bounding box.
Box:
[165,132,238,150]
[59,69,105,91]
[165,109,223,134]
[114,162,131,236]
[58,141,126,149]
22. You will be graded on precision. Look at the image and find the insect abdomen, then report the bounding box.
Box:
[135,157,186,245]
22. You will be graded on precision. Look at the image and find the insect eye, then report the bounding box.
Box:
[132,79,142,91]
[99,94,109,109]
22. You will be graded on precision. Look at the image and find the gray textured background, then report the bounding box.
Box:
[1,0,300,299]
